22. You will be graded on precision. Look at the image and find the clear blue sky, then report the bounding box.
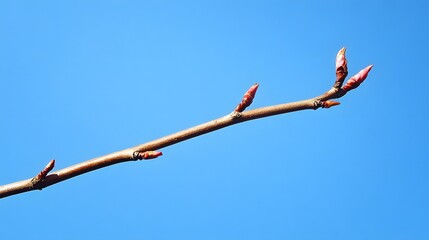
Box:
[1,1,428,239]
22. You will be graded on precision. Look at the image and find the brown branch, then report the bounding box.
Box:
[0,48,373,199]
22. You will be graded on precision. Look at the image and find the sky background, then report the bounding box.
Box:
[1,1,428,239]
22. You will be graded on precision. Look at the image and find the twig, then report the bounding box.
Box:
[0,48,373,199]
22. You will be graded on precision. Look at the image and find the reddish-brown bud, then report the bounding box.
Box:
[342,65,373,92]
[334,47,348,88]
[136,151,163,160]
[39,160,55,178]
[235,83,259,112]
[32,159,55,185]
[321,101,341,108]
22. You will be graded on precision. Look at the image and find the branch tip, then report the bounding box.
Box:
[334,47,348,88]
[342,65,373,92]
[234,83,259,112]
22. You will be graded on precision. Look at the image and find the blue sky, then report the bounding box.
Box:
[1,1,428,239]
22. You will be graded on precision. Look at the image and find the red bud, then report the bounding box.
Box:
[342,65,373,92]
[235,83,259,112]
[140,151,163,160]
[321,101,340,108]
[34,159,55,182]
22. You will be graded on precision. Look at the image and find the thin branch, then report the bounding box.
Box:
[0,48,373,199]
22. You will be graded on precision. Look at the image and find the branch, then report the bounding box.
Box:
[0,48,373,199]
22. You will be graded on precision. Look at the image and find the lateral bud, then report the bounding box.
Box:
[38,160,55,179]
[234,83,259,112]
[321,101,341,108]
[134,151,163,160]
[32,159,55,186]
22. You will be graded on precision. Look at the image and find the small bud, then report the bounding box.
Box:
[321,101,341,108]
[39,159,55,178]
[235,83,259,112]
[342,65,373,92]
[336,47,347,70]
[135,151,163,160]
[32,159,55,185]
[334,47,348,87]
[44,159,55,173]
